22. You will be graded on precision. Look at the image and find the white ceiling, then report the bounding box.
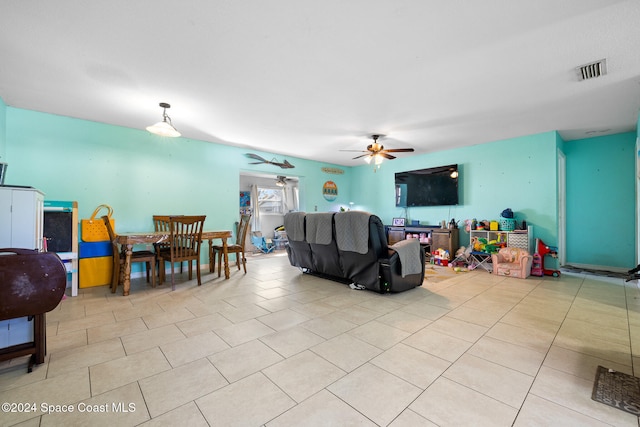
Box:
[2,1,640,166]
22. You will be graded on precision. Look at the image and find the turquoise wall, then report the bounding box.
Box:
[4,107,352,273]
[350,132,560,249]
[3,101,638,271]
[564,132,636,269]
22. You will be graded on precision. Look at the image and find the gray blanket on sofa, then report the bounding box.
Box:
[306,213,334,245]
[335,211,370,254]
[391,238,423,277]
[284,212,306,242]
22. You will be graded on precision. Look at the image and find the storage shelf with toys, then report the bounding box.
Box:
[469,228,533,254]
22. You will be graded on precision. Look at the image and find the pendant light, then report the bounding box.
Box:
[146,102,181,137]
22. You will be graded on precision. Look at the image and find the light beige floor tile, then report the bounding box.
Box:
[371,343,450,389]
[374,309,432,333]
[214,318,275,347]
[300,315,357,339]
[0,369,91,426]
[530,366,638,426]
[544,345,633,380]
[260,326,325,357]
[257,296,302,312]
[445,305,504,327]
[469,335,546,376]
[402,328,473,362]
[175,312,233,336]
[46,329,88,354]
[311,333,382,372]
[139,358,228,418]
[410,377,518,426]
[357,297,405,314]
[87,317,149,344]
[347,320,411,350]
[137,402,209,427]
[486,321,555,353]
[264,350,346,402]
[290,301,337,318]
[426,315,488,342]
[142,307,195,329]
[400,301,451,320]
[218,303,271,323]
[514,394,613,427]
[388,409,439,427]
[559,317,630,346]
[196,372,295,426]
[208,339,284,383]
[160,331,229,367]
[120,324,186,355]
[112,301,164,322]
[40,382,149,427]
[56,311,115,334]
[48,338,126,378]
[333,305,382,325]
[443,353,534,408]
[267,389,376,426]
[258,308,311,331]
[328,363,421,426]
[90,347,171,395]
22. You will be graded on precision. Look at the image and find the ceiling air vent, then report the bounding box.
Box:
[576,59,607,81]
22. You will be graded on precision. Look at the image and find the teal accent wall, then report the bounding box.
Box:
[5,107,351,273]
[564,132,636,269]
[3,104,639,271]
[351,132,560,250]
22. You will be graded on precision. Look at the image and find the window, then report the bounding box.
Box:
[257,187,284,214]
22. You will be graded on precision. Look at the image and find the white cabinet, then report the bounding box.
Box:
[0,186,45,250]
[0,186,44,348]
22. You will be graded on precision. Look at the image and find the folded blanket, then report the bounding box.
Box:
[284,212,305,242]
[391,238,423,277]
[335,211,370,254]
[306,213,334,245]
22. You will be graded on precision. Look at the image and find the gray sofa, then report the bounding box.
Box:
[284,211,425,293]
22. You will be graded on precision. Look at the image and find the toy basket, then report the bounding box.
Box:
[499,218,516,231]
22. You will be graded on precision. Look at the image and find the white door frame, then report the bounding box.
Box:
[557,149,567,266]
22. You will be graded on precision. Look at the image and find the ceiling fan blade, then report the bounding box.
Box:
[352,154,370,160]
[340,149,369,152]
[380,153,396,160]
[383,148,414,153]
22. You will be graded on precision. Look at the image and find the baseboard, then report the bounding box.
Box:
[563,262,629,274]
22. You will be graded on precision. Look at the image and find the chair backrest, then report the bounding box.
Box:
[236,214,251,246]
[169,215,206,259]
[153,215,171,233]
[102,215,119,256]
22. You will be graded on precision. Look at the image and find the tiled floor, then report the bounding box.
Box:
[2,251,640,426]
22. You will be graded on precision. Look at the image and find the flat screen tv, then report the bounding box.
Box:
[395,164,459,207]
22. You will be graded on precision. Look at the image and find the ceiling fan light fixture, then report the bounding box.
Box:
[275,176,287,186]
[146,102,181,137]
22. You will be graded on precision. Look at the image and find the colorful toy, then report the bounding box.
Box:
[532,238,560,277]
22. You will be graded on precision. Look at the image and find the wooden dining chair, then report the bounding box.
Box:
[158,215,206,290]
[153,215,178,275]
[211,214,251,276]
[102,215,157,293]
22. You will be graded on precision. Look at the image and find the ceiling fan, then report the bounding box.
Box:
[275,175,290,187]
[342,135,414,163]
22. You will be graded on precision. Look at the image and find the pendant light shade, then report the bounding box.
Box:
[146,102,181,137]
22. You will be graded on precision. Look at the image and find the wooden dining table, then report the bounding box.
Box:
[115,230,232,296]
